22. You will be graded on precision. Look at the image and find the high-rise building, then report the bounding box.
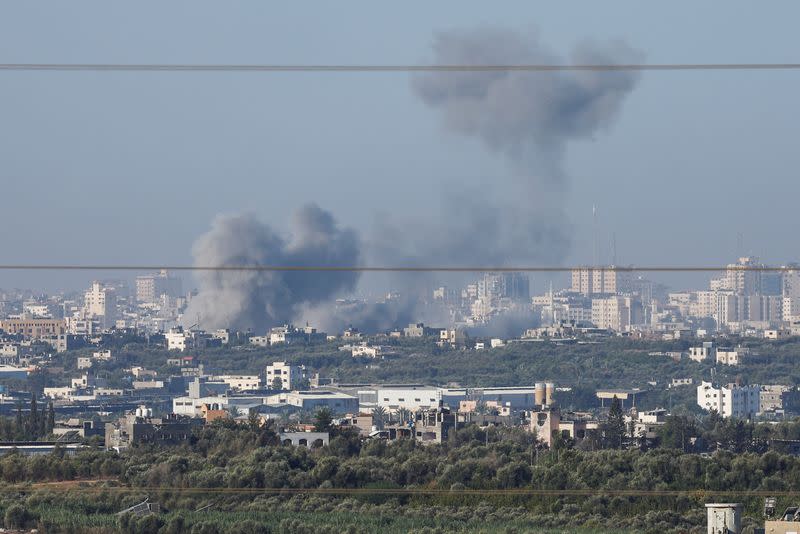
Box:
[136,270,183,304]
[571,267,631,296]
[591,295,643,331]
[723,257,763,295]
[783,264,800,299]
[83,282,116,328]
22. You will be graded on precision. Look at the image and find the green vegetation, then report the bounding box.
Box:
[0,397,55,441]
[1,416,800,532]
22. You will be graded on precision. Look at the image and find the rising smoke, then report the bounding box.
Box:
[412,27,642,185]
[186,27,642,335]
[182,204,360,332]
[366,27,643,334]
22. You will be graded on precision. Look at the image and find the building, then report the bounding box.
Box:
[571,267,631,296]
[83,282,116,328]
[403,323,442,338]
[266,324,325,345]
[632,409,667,440]
[105,407,202,450]
[0,318,66,338]
[267,390,358,414]
[765,329,791,340]
[266,362,305,390]
[135,270,182,305]
[216,375,261,391]
[716,346,748,366]
[280,432,329,448]
[696,381,761,418]
[760,385,788,414]
[351,344,384,358]
[689,342,716,362]
[364,386,467,413]
[591,295,643,332]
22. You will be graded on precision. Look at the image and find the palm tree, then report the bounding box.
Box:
[371,406,387,430]
[397,408,411,425]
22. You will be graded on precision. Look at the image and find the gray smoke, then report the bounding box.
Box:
[383,27,643,266]
[360,27,643,331]
[413,28,642,181]
[185,28,642,335]
[183,204,360,332]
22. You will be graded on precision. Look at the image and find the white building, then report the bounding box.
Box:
[136,270,182,305]
[689,342,715,362]
[266,362,305,390]
[93,349,112,361]
[266,390,358,413]
[250,335,270,347]
[716,346,749,366]
[351,344,383,358]
[361,386,468,413]
[216,375,261,391]
[591,296,643,332]
[165,327,189,351]
[83,282,116,328]
[696,381,761,418]
[571,267,631,296]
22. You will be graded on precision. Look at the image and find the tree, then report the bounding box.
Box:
[46,402,55,434]
[4,504,28,529]
[371,406,387,430]
[397,408,411,425]
[271,377,283,391]
[14,403,23,439]
[313,407,333,432]
[28,396,38,439]
[603,396,626,449]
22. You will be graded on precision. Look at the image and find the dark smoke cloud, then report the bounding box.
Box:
[183,204,360,332]
[185,27,642,335]
[368,27,641,276]
[360,27,642,331]
[413,28,643,183]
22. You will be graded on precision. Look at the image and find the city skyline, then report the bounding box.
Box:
[2,1,800,292]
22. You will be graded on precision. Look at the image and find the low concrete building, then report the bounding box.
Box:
[279,432,329,448]
[105,407,203,450]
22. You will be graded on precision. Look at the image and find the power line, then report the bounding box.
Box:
[0,264,793,272]
[1,62,800,73]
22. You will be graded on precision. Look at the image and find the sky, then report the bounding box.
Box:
[1,1,799,293]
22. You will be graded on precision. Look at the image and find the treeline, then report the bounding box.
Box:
[0,397,55,441]
[3,416,800,532]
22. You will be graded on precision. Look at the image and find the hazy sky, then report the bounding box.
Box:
[1,2,799,292]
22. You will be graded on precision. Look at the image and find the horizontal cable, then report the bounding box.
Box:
[1,63,800,73]
[0,265,794,272]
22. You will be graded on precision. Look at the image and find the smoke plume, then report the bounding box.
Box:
[185,27,642,335]
[183,204,360,332]
[413,27,642,183]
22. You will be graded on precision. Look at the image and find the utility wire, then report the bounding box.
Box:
[0,265,793,272]
[1,62,800,72]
